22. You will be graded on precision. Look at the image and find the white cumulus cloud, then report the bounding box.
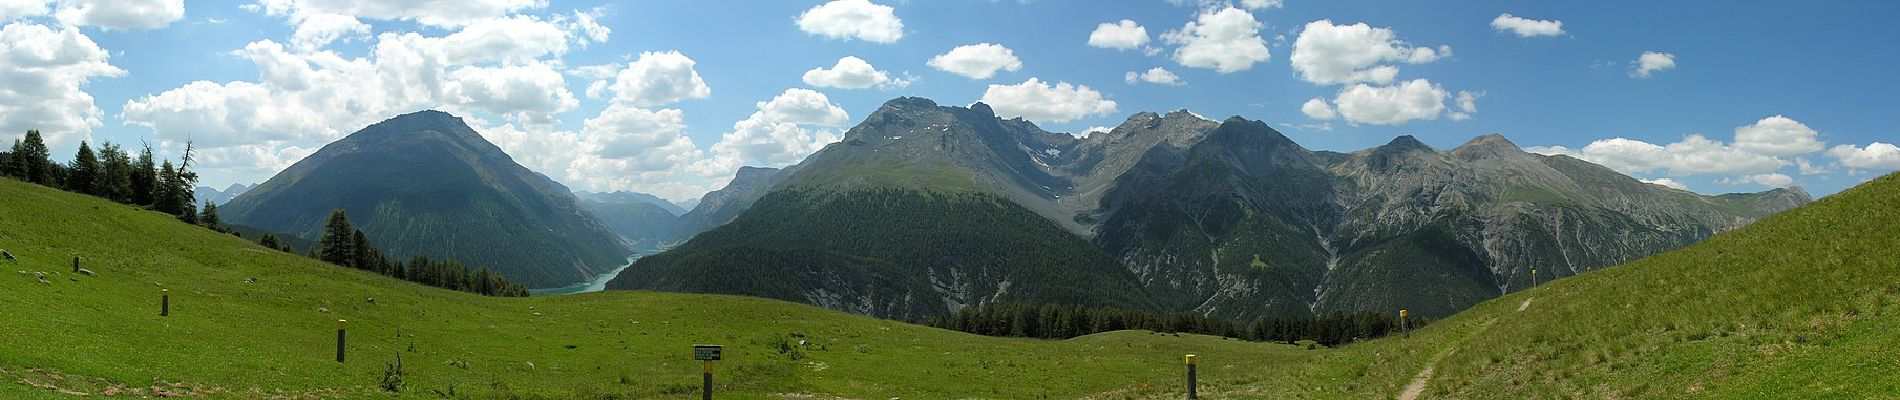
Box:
[605,51,712,107]
[0,22,126,150]
[1291,19,1449,85]
[1088,19,1149,50]
[1631,51,1675,78]
[1732,115,1823,157]
[1123,67,1182,85]
[802,56,906,89]
[1641,177,1688,190]
[928,43,1022,80]
[1490,13,1564,38]
[1162,6,1270,73]
[250,0,543,28]
[702,88,848,172]
[54,0,185,30]
[979,78,1117,124]
[795,0,903,44]
[1829,142,1900,170]
[1300,97,1336,120]
[1331,79,1447,126]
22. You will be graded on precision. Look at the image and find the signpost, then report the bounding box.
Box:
[160,289,169,317]
[1400,309,1410,339]
[1532,268,1539,288]
[695,345,721,400]
[1185,354,1198,399]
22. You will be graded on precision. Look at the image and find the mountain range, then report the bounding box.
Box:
[608,97,1809,320]
[221,110,631,288]
[194,183,252,206]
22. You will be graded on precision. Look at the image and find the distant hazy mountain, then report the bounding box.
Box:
[608,97,1810,320]
[575,190,688,215]
[221,110,631,288]
[194,183,252,205]
[668,166,786,242]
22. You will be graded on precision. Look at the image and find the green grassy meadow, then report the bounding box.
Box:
[3,170,1898,398]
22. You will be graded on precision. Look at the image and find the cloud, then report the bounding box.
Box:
[1123,67,1182,85]
[0,22,126,150]
[1828,142,1900,170]
[445,62,578,124]
[122,19,594,175]
[0,1,49,21]
[1238,0,1283,10]
[979,78,1118,124]
[795,0,903,44]
[1795,158,1828,175]
[1533,135,1783,177]
[1490,13,1563,38]
[251,0,543,28]
[1631,51,1675,78]
[802,56,907,89]
[579,105,694,164]
[703,88,848,171]
[604,50,712,107]
[1723,173,1793,188]
[1088,19,1149,50]
[1291,19,1448,85]
[927,43,1022,80]
[1732,115,1823,157]
[1300,97,1336,120]
[288,13,370,51]
[1331,79,1447,126]
[53,0,185,30]
[1449,90,1480,121]
[1640,177,1688,190]
[1162,6,1270,73]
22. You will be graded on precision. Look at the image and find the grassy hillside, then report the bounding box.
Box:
[4,169,1896,398]
[0,178,1311,399]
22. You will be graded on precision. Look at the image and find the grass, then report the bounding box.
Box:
[4,170,1899,398]
[0,178,1312,399]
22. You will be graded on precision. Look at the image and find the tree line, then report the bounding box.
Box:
[3,129,526,297]
[3,130,213,228]
[298,209,528,297]
[927,302,1432,347]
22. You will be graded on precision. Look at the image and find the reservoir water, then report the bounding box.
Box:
[530,255,638,295]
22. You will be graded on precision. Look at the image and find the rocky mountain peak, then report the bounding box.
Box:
[968,101,995,117]
[1451,133,1530,161]
[1377,135,1434,153]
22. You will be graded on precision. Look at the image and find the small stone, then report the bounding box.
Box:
[317,307,330,313]
[77,269,96,277]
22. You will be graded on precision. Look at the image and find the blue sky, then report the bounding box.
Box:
[4,0,1897,201]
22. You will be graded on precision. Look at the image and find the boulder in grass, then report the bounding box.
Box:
[78,269,97,277]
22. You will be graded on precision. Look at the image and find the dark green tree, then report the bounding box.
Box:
[320,209,356,266]
[130,143,157,205]
[259,233,284,252]
[66,141,100,195]
[155,161,181,214]
[96,141,133,202]
[13,130,53,185]
[200,201,223,232]
[2,139,20,178]
[351,230,374,270]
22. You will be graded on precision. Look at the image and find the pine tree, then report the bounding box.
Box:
[130,143,157,205]
[67,141,100,195]
[2,138,20,178]
[154,161,178,214]
[351,230,374,270]
[15,130,52,185]
[320,209,355,266]
[97,141,133,202]
[259,233,283,252]
[200,201,223,232]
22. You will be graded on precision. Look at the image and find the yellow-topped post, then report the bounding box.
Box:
[1185,354,1198,399]
[1400,309,1410,339]
[336,319,348,363]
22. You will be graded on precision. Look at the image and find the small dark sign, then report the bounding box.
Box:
[694,345,722,361]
